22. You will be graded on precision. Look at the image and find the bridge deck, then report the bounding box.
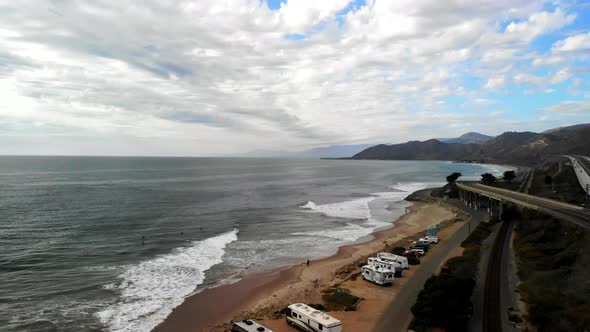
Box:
[457,182,590,229]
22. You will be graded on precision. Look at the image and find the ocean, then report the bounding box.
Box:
[0,157,509,332]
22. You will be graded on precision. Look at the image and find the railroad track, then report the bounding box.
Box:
[482,220,510,332]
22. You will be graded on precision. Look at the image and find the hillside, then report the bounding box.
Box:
[352,124,590,166]
[442,132,494,144]
[353,139,482,161]
[301,144,375,158]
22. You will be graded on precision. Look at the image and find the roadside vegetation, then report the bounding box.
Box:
[408,221,494,332]
[513,210,590,331]
[528,158,587,204]
[321,287,361,311]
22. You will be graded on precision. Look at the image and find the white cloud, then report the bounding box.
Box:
[552,31,590,52]
[485,75,507,89]
[542,100,590,114]
[0,1,586,155]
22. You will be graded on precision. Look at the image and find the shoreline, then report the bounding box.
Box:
[153,199,467,332]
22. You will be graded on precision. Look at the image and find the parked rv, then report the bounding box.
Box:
[377,252,409,269]
[362,264,394,285]
[231,319,274,332]
[368,257,403,277]
[286,303,343,332]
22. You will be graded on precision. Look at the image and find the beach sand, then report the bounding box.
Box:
[153,202,467,332]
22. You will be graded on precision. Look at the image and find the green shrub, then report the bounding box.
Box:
[321,288,360,311]
[409,220,493,332]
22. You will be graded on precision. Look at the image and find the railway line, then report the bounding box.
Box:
[482,219,510,332]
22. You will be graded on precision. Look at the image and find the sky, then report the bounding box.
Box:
[1,0,590,156]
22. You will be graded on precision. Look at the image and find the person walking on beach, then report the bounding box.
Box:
[306,259,310,266]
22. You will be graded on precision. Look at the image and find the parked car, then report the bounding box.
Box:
[423,236,439,244]
[405,248,425,256]
[410,243,429,252]
[416,238,431,246]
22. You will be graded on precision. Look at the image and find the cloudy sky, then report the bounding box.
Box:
[1,0,590,156]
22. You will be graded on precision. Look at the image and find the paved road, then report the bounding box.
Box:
[457,183,590,229]
[566,155,590,195]
[373,201,488,332]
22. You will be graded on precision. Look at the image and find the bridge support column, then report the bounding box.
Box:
[499,203,504,221]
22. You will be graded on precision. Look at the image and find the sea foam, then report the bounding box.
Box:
[297,182,437,243]
[96,229,238,332]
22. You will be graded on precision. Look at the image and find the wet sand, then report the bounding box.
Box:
[153,202,466,332]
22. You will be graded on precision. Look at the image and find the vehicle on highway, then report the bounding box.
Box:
[377,252,409,269]
[368,257,403,277]
[362,264,395,285]
[286,303,343,332]
[231,319,274,332]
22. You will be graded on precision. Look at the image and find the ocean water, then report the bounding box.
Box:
[0,157,509,332]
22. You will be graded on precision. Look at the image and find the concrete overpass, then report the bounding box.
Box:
[457,182,590,229]
[566,155,590,198]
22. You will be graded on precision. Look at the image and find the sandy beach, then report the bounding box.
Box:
[153,201,467,332]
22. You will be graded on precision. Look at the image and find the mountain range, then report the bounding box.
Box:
[438,132,494,144]
[244,133,494,158]
[352,124,590,166]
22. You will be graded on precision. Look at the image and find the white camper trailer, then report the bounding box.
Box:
[377,252,409,270]
[362,264,394,285]
[368,257,403,277]
[286,303,343,332]
[231,319,274,332]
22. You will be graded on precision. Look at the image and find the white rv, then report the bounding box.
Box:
[368,257,403,277]
[231,319,274,332]
[362,264,394,285]
[286,303,342,332]
[377,252,409,270]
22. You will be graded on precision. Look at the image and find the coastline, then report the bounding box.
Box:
[153,199,467,332]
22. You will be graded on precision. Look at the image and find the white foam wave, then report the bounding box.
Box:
[296,182,437,243]
[300,196,374,220]
[293,222,382,242]
[96,229,238,332]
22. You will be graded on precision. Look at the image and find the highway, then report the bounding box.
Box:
[457,183,590,229]
[566,155,590,195]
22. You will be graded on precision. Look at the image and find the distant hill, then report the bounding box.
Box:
[353,139,481,161]
[242,144,376,159]
[542,123,590,134]
[352,124,590,166]
[441,132,494,144]
[300,144,375,158]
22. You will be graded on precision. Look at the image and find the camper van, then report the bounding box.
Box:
[368,257,402,277]
[377,252,409,269]
[231,319,274,332]
[362,264,394,285]
[286,303,343,332]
